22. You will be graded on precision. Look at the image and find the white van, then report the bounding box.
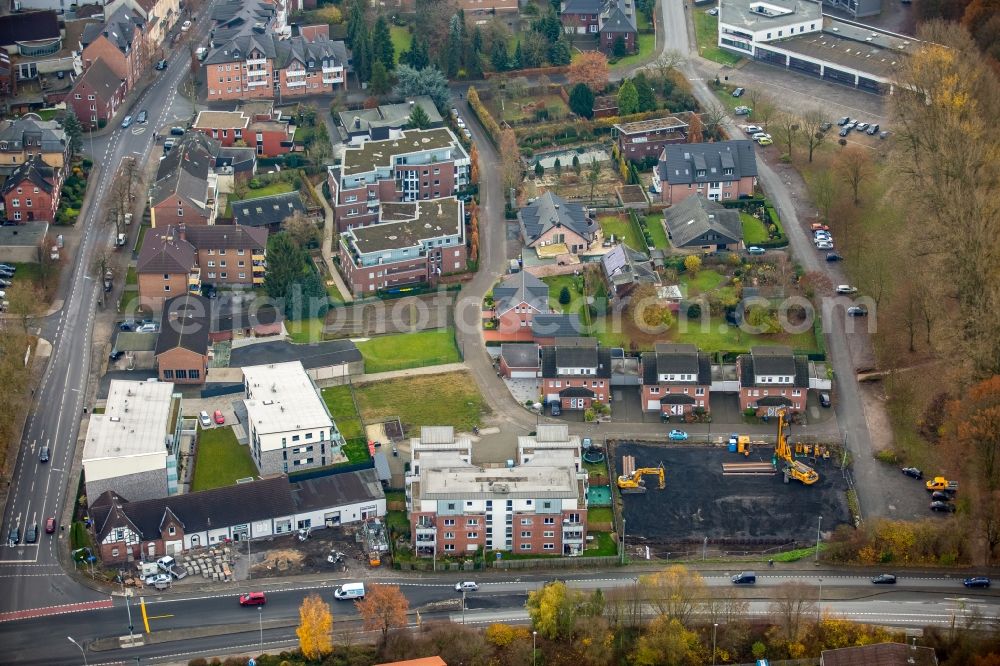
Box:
[333,582,365,600]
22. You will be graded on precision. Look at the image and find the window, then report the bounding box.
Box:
[543,543,555,550]
[177,208,183,216]
[175,370,187,379]
[696,388,705,396]
[163,285,171,292]
[163,370,174,379]
[10,199,18,207]
[520,531,532,538]
[444,544,455,551]
[168,526,176,535]
[467,518,478,526]
[208,272,216,279]
[467,532,478,539]
[239,273,246,279]
[444,519,455,526]
[25,199,31,207]
[208,261,215,267]
[219,261,226,268]
[444,532,455,539]
[543,531,554,537]
[88,94,95,101]
[189,370,200,379]
[520,518,532,525]
[520,543,532,550]
[543,517,555,525]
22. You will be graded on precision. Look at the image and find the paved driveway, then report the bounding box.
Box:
[228,340,360,369]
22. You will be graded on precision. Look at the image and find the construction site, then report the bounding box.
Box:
[611,417,851,554]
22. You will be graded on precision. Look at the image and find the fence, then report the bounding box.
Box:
[491,555,621,569]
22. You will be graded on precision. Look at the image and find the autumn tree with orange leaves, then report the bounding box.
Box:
[567,52,609,93]
[296,593,334,660]
[356,583,409,642]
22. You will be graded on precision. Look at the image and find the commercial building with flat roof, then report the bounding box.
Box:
[83,380,183,502]
[243,361,343,475]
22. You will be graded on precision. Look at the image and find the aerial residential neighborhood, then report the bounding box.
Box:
[0,0,997,662]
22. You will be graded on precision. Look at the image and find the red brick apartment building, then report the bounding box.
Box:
[191,104,295,157]
[80,7,147,92]
[1,155,62,223]
[67,59,127,130]
[737,346,811,417]
[640,343,712,416]
[653,140,758,205]
[614,116,689,163]
[540,344,612,410]
[327,128,471,232]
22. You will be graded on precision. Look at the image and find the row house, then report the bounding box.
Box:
[203,30,347,102]
[407,426,587,557]
[492,270,550,335]
[338,197,466,297]
[149,132,220,229]
[561,0,638,54]
[737,346,811,417]
[653,140,758,205]
[518,192,599,255]
[136,223,267,309]
[103,0,182,53]
[0,154,62,223]
[613,116,689,164]
[639,343,712,417]
[327,128,470,232]
[80,6,146,93]
[0,115,67,176]
[541,343,612,411]
[191,104,294,157]
[67,58,127,130]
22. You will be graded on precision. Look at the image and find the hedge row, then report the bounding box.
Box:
[466,86,500,149]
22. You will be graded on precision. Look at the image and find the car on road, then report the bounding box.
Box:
[24,524,37,543]
[743,125,763,134]
[456,118,466,129]
[732,87,745,97]
[45,518,56,534]
[732,571,756,585]
[756,137,773,146]
[826,252,843,262]
[819,392,831,408]
[837,116,851,126]
[456,581,479,592]
[964,577,991,588]
[814,232,832,242]
[121,115,133,128]
[866,123,880,136]
[155,59,167,70]
[181,20,192,31]
[135,322,158,333]
[39,446,49,463]
[137,110,148,124]
[931,491,953,502]
[170,126,185,136]
[668,429,689,441]
[901,467,923,479]
[549,402,561,416]
[836,285,858,294]
[213,410,225,425]
[930,501,956,512]
[734,105,752,115]
[747,246,766,255]
[240,592,267,606]
[199,411,212,428]
[7,526,19,545]
[146,573,171,586]
[847,305,868,317]
[872,573,896,584]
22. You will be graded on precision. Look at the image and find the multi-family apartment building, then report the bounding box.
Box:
[1,154,62,223]
[0,112,68,177]
[407,426,587,557]
[541,343,612,411]
[66,58,127,130]
[103,0,182,51]
[80,6,147,92]
[653,140,758,205]
[736,346,811,416]
[639,343,712,416]
[326,128,470,232]
[338,197,466,297]
[337,96,443,144]
[243,361,344,476]
[149,132,220,228]
[191,103,294,156]
[613,116,689,163]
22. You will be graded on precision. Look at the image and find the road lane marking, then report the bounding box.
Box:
[0,598,113,622]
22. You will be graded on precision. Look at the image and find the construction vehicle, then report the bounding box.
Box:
[617,458,665,494]
[925,477,958,493]
[774,409,819,485]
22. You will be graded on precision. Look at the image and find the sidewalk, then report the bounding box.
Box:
[312,180,354,303]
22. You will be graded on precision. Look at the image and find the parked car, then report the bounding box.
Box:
[747,246,766,255]
[181,20,192,31]
[901,467,923,479]
[456,581,479,592]
[0,263,14,271]
[155,59,167,70]
[930,500,956,513]
[756,137,773,146]
[819,121,832,131]
[734,106,752,115]
[839,127,851,137]
[815,241,834,250]
[819,392,831,408]
[0,279,10,288]
[45,518,56,534]
[879,130,890,140]
[213,410,225,425]
[25,524,37,543]
[872,573,896,584]
[847,306,868,317]
[837,116,851,126]
[121,115,133,128]
[199,411,212,427]
[707,6,719,14]
[146,573,171,586]
[836,285,858,294]
[549,402,561,416]
[743,125,763,134]
[866,123,880,136]
[964,577,991,588]
[854,122,869,132]
[240,592,267,606]
[136,322,158,333]
[137,110,148,124]
[668,429,689,441]
[751,132,770,140]
[931,491,953,502]
[732,87,745,97]
[826,252,843,262]
[170,126,185,136]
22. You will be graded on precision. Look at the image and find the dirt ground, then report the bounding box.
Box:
[248,527,374,578]
[614,442,850,548]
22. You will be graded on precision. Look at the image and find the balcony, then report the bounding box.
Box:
[563,531,584,542]
[188,269,201,290]
[285,68,306,77]
[247,79,268,88]
[252,275,264,286]
[246,57,267,66]
[286,80,306,88]
[246,67,268,77]
[322,75,343,85]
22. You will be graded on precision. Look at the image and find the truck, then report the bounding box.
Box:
[925,477,958,493]
[333,582,365,600]
[156,555,189,580]
[196,47,208,61]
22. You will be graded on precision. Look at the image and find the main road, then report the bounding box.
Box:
[0,569,995,664]
[0,7,213,616]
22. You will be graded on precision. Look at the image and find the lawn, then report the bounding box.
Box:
[226,181,296,216]
[683,269,725,295]
[135,225,151,253]
[390,26,411,66]
[693,11,743,66]
[326,280,346,304]
[588,507,614,523]
[125,265,137,287]
[643,214,670,250]
[599,215,644,251]
[356,329,461,373]
[191,427,258,491]
[286,316,327,344]
[611,32,656,70]
[673,314,818,353]
[584,531,618,557]
[497,94,570,124]
[542,274,586,315]
[321,385,365,440]
[741,212,770,245]
[386,510,410,537]
[341,437,371,465]
[353,371,489,433]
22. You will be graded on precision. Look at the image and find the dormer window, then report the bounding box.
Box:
[723,168,734,176]
[696,169,706,177]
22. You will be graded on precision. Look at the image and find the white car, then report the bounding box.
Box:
[456,119,466,129]
[199,411,212,428]
[816,240,834,250]
[743,125,763,134]
[136,322,158,333]
[836,285,858,294]
[455,581,479,592]
[814,232,832,241]
[181,20,192,31]
[751,132,771,140]
[145,573,171,586]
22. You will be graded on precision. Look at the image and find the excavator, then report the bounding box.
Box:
[617,463,666,494]
[774,409,819,485]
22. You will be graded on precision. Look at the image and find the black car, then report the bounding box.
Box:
[109,350,124,362]
[819,392,831,408]
[931,491,952,502]
[901,467,923,480]
[839,127,851,137]
[119,321,134,331]
[826,252,843,262]
[837,116,851,126]
[137,110,148,124]
[847,306,868,317]
[964,577,991,588]
[7,526,19,545]
[872,574,897,584]
[155,59,167,70]
[170,126,185,136]
[25,524,38,544]
[550,402,562,417]
[930,501,956,512]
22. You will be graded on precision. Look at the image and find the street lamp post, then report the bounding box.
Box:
[712,623,718,666]
[620,518,626,565]
[125,592,134,642]
[532,630,537,666]
[258,606,263,654]
[815,515,822,562]
[817,577,823,622]
[68,636,88,666]
[461,588,467,625]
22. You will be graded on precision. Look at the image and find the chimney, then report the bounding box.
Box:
[353,116,360,129]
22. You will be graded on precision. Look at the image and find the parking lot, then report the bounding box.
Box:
[613,442,851,550]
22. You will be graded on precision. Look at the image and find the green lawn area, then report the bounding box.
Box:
[36,109,59,121]
[499,94,570,123]
[191,427,258,491]
[673,314,818,353]
[599,215,644,251]
[326,281,346,304]
[125,265,137,287]
[390,26,411,65]
[386,510,409,537]
[542,274,586,315]
[354,371,488,433]
[226,181,296,217]
[683,269,725,295]
[135,225,151,253]
[643,214,670,250]
[741,212,770,245]
[611,32,656,70]
[321,385,365,440]
[693,11,743,66]
[286,316,327,344]
[584,531,618,557]
[341,437,371,465]
[588,507,614,523]
[356,328,461,373]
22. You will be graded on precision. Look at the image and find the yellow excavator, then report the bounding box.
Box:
[617,464,665,494]
[774,409,819,485]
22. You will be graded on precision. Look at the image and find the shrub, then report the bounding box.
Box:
[558,286,571,305]
[248,178,262,189]
[687,303,702,319]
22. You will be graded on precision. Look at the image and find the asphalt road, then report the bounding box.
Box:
[0,570,994,665]
[0,4,213,615]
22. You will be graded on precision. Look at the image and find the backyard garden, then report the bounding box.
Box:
[191,426,258,492]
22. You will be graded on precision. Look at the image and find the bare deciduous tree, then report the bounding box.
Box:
[769,582,817,642]
[637,565,705,626]
[834,145,871,205]
[801,109,828,162]
[649,50,686,83]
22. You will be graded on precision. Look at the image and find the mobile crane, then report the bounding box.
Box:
[774,409,819,485]
[617,463,666,494]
